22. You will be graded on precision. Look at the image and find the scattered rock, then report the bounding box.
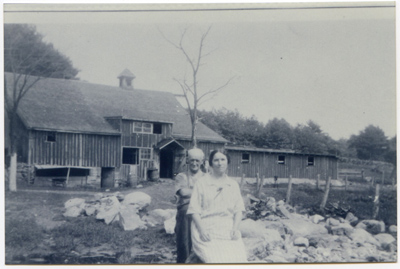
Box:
[294,237,309,247]
[326,217,340,226]
[345,212,359,226]
[330,223,354,236]
[119,205,146,231]
[239,219,267,238]
[63,206,84,217]
[164,217,176,234]
[96,196,121,224]
[374,233,396,248]
[281,217,328,237]
[347,228,380,246]
[122,192,151,210]
[143,209,177,227]
[93,193,103,201]
[265,197,276,212]
[64,198,85,209]
[355,220,385,234]
[388,225,397,235]
[260,220,286,236]
[310,214,324,224]
[136,184,143,188]
[276,200,285,206]
[242,237,268,261]
[83,203,99,216]
[276,205,292,219]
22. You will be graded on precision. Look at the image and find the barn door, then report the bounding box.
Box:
[101,167,115,188]
[160,149,174,178]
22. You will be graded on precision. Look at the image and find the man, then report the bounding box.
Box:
[174,148,205,263]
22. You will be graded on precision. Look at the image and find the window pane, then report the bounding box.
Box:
[143,123,152,133]
[134,122,142,132]
[140,148,151,159]
[308,156,314,166]
[241,153,250,163]
[153,123,162,134]
[123,148,139,164]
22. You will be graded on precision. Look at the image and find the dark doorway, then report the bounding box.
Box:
[101,167,115,188]
[160,149,174,178]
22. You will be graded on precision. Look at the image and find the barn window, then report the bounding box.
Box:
[278,155,285,165]
[133,122,153,133]
[46,132,56,142]
[241,153,250,163]
[140,148,152,160]
[122,148,139,164]
[153,123,162,134]
[307,156,315,166]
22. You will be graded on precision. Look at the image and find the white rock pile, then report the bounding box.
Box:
[240,196,397,263]
[63,191,176,233]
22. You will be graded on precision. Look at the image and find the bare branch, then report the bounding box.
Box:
[197,76,235,105]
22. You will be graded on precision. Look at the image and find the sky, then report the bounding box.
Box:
[2,1,397,140]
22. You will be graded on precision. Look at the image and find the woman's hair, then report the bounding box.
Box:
[209,149,230,166]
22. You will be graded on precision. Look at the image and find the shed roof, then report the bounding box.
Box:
[4,72,227,142]
[226,145,338,158]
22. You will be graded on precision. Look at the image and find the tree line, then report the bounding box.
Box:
[198,108,396,164]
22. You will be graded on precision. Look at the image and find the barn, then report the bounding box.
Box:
[226,146,338,180]
[4,70,227,188]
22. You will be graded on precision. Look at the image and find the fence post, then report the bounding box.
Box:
[372,184,380,219]
[382,171,385,185]
[255,173,260,195]
[286,175,293,205]
[345,175,348,191]
[320,176,332,211]
[257,175,265,198]
[240,173,245,191]
[316,174,320,190]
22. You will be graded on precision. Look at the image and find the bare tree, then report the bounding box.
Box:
[160,26,234,147]
[4,24,78,191]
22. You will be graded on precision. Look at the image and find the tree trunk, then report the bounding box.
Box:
[9,152,17,191]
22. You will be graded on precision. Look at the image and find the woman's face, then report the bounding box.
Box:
[211,152,228,176]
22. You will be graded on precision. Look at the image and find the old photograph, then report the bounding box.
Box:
[2,1,397,266]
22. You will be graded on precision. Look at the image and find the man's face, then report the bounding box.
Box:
[188,155,203,174]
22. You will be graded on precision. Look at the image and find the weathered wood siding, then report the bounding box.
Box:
[29,130,121,167]
[227,151,338,179]
[121,120,172,147]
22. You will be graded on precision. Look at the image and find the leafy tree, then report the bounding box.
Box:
[348,125,389,161]
[4,24,79,191]
[198,108,263,146]
[293,120,338,154]
[262,118,294,149]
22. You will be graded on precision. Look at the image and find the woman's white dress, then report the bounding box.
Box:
[187,174,248,263]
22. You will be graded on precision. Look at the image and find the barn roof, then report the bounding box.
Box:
[226,145,338,158]
[4,72,227,142]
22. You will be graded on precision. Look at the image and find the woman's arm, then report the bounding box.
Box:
[230,211,242,240]
[192,213,211,242]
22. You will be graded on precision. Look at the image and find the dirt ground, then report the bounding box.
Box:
[4,177,398,264]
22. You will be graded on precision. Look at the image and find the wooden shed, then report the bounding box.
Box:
[226,146,338,180]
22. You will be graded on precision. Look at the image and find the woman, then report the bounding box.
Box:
[187,149,248,263]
